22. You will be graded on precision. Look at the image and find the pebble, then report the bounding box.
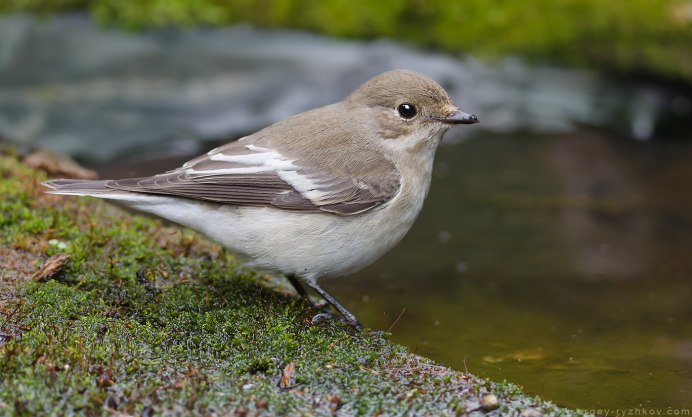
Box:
[480,394,499,411]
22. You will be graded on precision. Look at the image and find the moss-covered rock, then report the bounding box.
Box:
[0,154,589,416]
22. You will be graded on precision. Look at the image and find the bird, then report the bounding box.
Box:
[43,69,479,330]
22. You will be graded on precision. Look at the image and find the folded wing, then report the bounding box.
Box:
[105,140,400,215]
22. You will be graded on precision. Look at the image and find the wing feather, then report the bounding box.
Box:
[104,140,400,215]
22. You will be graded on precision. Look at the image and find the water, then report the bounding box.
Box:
[325,131,692,409]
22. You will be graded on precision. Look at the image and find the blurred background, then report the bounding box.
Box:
[1,0,691,410]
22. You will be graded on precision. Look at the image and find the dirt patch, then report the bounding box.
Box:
[0,247,39,294]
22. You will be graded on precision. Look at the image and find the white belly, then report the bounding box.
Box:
[114,133,439,280]
[123,140,438,280]
[126,183,425,280]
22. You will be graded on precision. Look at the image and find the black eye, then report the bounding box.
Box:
[397,103,417,119]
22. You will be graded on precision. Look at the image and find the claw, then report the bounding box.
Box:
[288,274,364,331]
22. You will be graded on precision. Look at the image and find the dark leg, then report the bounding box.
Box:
[286,274,310,300]
[303,279,362,330]
[286,274,327,310]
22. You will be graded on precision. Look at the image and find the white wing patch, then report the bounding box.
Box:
[187,143,331,203]
[277,170,329,202]
[187,165,275,175]
[186,145,296,176]
[209,150,283,165]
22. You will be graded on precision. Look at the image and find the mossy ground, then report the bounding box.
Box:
[0,154,589,416]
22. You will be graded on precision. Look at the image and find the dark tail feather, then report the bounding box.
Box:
[43,179,118,196]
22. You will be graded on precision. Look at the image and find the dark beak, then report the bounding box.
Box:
[435,110,479,125]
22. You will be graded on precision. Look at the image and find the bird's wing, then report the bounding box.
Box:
[106,140,401,215]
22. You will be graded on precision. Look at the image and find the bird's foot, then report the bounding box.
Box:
[288,274,363,331]
[311,311,362,330]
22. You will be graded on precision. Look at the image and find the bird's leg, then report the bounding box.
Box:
[303,278,362,330]
[286,274,362,329]
[286,274,310,300]
[286,274,328,310]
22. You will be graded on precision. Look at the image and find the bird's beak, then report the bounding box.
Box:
[434,110,479,125]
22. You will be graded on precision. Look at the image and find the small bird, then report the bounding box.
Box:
[44,70,478,329]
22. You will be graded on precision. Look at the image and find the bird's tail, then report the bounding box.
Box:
[43,179,141,201]
[43,179,113,196]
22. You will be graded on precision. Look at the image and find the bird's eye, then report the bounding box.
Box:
[397,103,417,119]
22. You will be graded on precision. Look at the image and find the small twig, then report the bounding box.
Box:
[386,308,406,333]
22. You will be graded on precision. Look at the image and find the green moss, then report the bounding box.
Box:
[0,154,588,415]
[2,0,692,83]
